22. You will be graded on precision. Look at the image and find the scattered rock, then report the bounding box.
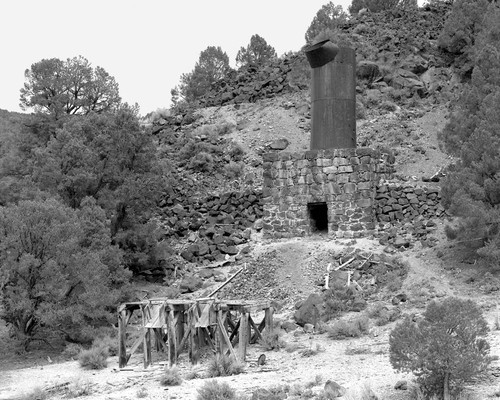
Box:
[395,380,408,390]
[392,293,408,305]
[324,380,346,398]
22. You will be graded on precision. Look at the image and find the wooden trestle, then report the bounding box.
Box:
[117,299,273,368]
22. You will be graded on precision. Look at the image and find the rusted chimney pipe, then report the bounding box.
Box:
[304,40,356,150]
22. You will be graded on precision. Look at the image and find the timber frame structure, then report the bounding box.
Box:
[117,298,273,368]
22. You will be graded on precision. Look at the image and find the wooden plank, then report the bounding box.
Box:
[168,309,177,366]
[249,316,263,344]
[188,308,198,364]
[229,319,240,343]
[239,312,249,361]
[217,313,237,361]
[215,310,223,355]
[208,267,244,297]
[118,310,128,368]
[128,329,146,356]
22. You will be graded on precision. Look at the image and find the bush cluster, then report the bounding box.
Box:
[328,316,370,340]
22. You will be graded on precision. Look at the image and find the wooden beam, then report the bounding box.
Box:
[128,330,146,357]
[118,309,128,368]
[188,308,198,364]
[217,313,237,361]
[265,307,274,335]
[249,316,263,344]
[168,309,177,366]
[143,329,152,368]
[239,312,249,361]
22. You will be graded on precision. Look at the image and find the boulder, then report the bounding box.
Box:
[357,61,380,81]
[394,380,408,390]
[269,138,289,150]
[179,275,203,293]
[293,293,323,326]
[324,380,346,398]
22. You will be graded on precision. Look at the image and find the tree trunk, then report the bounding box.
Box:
[443,372,450,400]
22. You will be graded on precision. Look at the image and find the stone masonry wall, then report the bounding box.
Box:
[375,183,445,222]
[262,148,393,239]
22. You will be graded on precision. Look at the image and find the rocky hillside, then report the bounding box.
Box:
[145,2,465,286]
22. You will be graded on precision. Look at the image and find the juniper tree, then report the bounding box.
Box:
[390,297,491,400]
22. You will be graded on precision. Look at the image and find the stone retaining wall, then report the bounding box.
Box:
[262,148,394,239]
[375,183,444,222]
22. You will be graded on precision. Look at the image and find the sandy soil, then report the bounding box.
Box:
[2,231,500,400]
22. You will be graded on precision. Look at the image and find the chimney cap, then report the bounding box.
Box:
[304,39,339,68]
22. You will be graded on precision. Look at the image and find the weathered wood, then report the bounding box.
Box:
[239,312,249,361]
[249,316,263,344]
[217,313,237,361]
[335,257,355,271]
[153,329,169,353]
[265,307,274,334]
[118,310,128,368]
[208,267,244,297]
[168,309,177,366]
[229,319,241,343]
[128,330,146,357]
[143,328,151,368]
[118,298,273,367]
[189,309,199,364]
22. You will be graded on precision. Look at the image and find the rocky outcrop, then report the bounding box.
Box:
[199,53,305,108]
[159,190,264,264]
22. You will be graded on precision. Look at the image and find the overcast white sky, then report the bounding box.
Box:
[0,0,424,115]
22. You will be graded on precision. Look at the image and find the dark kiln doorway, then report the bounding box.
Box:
[308,202,328,233]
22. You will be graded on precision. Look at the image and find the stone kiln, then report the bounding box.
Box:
[262,41,393,239]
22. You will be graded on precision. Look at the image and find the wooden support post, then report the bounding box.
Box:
[239,312,249,361]
[265,307,274,334]
[118,309,128,368]
[215,309,223,356]
[143,329,152,368]
[188,307,199,364]
[176,308,185,354]
[168,309,177,366]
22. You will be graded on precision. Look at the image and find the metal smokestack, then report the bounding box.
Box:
[304,40,356,150]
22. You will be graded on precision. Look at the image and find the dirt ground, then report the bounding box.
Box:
[2,228,500,400]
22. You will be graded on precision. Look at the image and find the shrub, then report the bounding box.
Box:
[223,161,244,179]
[290,384,315,398]
[136,387,148,398]
[328,316,370,340]
[189,151,215,172]
[67,376,93,398]
[300,343,325,357]
[285,342,302,353]
[258,330,286,351]
[197,380,236,400]
[62,343,83,359]
[78,346,109,370]
[390,297,491,400]
[206,354,244,378]
[93,334,118,356]
[159,366,183,386]
[342,382,379,400]
[305,2,348,44]
[438,0,490,76]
